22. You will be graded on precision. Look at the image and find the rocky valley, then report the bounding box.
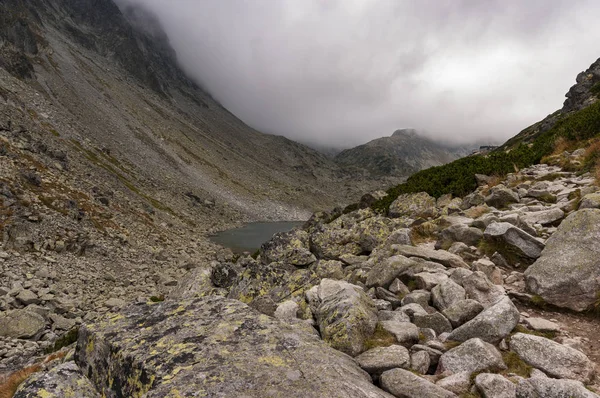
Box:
[1,0,600,397]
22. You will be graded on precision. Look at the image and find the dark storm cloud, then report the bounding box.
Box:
[116,0,600,148]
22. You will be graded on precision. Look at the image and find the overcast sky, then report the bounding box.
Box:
[118,0,600,148]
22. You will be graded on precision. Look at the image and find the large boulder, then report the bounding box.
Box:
[437,338,506,375]
[474,373,516,398]
[442,299,484,328]
[355,345,410,375]
[525,209,600,311]
[260,229,316,266]
[578,192,600,209]
[76,296,392,398]
[431,279,466,311]
[315,279,378,356]
[509,333,595,383]
[483,222,544,266]
[0,309,46,339]
[380,368,457,398]
[520,207,564,226]
[388,192,437,219]
[447,296,519,343]
[14,362,100,398]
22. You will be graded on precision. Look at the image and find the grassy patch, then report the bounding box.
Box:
[364,323,397,350]
[444,340,462,350]
[591,82,600,98]
[512,324,556,339]
[530,295,547,308]
[150,294,165,302]
[370,99,600,214]
[501,350,532,377]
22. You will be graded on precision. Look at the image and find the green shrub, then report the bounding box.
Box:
[371,100,600,214]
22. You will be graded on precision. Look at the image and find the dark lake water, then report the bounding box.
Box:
[209,221,305,254]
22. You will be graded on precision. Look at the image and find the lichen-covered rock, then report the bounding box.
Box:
[0,309,46,339]
[525,209,600,311]
[578,192,600,209]
[516,377,599,398]
[260,229,317,266]
[379,320,420,347]
[381,368,457,398]
[388,192,438,219]
[447,296,519,343]
[227,261,317,314]
[520,207,564,226]
[392,245,469,269]
[436,371,471,395]
[509,333,595,383]
[412,312,452,335]
[365,255,418,288]
[355,345,410,375]
[315,279,378,356]
[14,361,100,398]
[437,338,506,375]
[76,296,393,398]
[483,222,544,266]
[169,266,225,299]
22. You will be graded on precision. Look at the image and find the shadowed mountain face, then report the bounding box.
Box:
[0,0,377,223]
[335,129,472,178]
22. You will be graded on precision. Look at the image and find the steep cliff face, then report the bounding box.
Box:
[335,129,470,179]
[502,58,600,149]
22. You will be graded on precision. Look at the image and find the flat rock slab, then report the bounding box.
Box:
[76,296,393,398]
[392,245,468,269]
[437,338,506,375]
[524,317,560,332]
[0,309,46,339]
[355,345,410,375]
[516,377,599,398]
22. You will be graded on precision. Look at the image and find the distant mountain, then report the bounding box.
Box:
[334,129,473,178]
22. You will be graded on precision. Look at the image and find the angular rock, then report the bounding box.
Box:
[389,278,411,296]
[0,309,45,339]
[524,317,560,333]
[380,368,457,398]
[436,371,471,395]
[380,320,420,347]
[411,350,431,374]
[401,290,431,308]
[472,258,503,285]
[437,338,506,375]
[76,296,392,397]
[525,209,600,311]
[485,185,519,209]
[316,279,378,356]
[521,207,564,226]
[274,300,299,320]
[388,192,438,219]
[14,362,100,398]
[431,279,466,311]
[413,312,452,335]
[376,287,402,309]
[509,333,595,383]
[378,310,410,323]
[462,271,506,308]
[393,245,469,268]
[355,345,410,375]
[516,377,599,398]
[483,222,544,265]
[475,373,516,398]
[365,255,419,288]
[104,297,126,309]
[442,299,484,328]
[16,289,39,305]
[414,272,449,291]
[448,268,474,286]
[447,296,519,343]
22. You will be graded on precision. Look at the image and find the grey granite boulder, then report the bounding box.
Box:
[442,299,484,328]
[0,309,46,339]
[431,279,466,311]
[366,255,418,288]
[485,185,519,209]
[380,368,457,398]
[462,271,506,308]
[392,245,469,268]
[447,296,519,343]
[76,296,393,398]
[483,222,544,265]
[475,373,516,398]
[509,333,595,383]
[525,209,600,311]
[388,192,438,219]
[437,338,506,375]
[516,377,599,398]
[355,345,410,375]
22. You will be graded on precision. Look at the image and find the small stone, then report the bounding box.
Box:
[356,345,410,375]
[104,298,126,309]
[524,317,560,332]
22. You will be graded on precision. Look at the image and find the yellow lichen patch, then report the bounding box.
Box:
[167,305,186,315]
[85,338,95,355]
[37,389,54,398]
[257,355,290,367]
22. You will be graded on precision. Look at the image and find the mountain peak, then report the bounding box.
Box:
[391,128,419,138]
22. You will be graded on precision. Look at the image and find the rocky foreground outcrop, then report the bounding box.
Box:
[8,159,600,397]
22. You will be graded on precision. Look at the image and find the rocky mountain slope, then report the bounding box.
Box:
[9,155,600,397]
[335,129,471,180]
